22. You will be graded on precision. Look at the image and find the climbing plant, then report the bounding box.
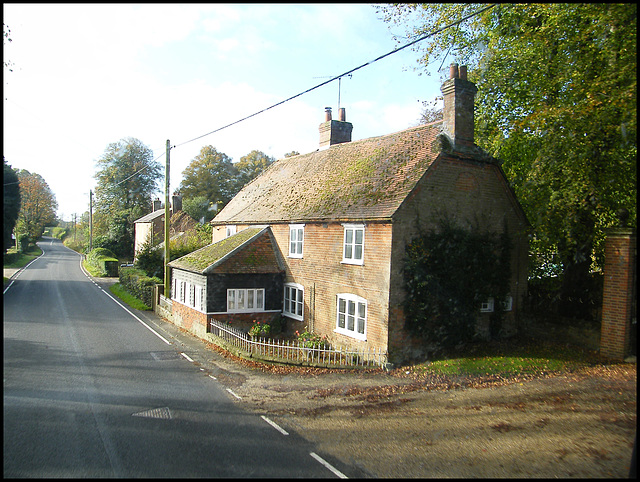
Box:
[403,218,511,348]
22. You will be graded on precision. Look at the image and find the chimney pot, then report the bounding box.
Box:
[338,107,346,122]
[459,65,467,80]
[324,107,332,121]
[449,63,459,79]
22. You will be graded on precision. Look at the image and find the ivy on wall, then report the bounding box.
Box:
[403,218,512,347]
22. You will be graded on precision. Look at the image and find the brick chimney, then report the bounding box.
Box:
[152,198,162,211]
[319,107,353,148]
[440,63,478,149]
[171,194,182,213]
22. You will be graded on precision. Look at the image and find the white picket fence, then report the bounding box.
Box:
[209,319,388,369]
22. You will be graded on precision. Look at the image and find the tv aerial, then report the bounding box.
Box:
[312,73,352,112]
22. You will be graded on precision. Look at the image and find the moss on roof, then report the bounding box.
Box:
[167,227,264,273]
[211,122,442,224]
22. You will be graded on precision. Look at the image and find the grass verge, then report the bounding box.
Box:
[407,338,602,378]
[108,283,151,311]
[4,245,43,269]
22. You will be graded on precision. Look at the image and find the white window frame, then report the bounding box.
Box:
[342,224,365,265]
[288,224,304,258]
[194,285,204,312]
[335,293,367,340]
[481,295,513,313]
[480,297,495,313]
[225,225,237,238]
[171,278,205,312]
[227,288,265,313]
[283,283,304,321]
[501,295,513,312]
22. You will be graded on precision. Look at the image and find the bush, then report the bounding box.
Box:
[119,266,162,308]
[403,218,512,347]
[86,247,119,277]
[296,328,329,349]
[18,234,30,253]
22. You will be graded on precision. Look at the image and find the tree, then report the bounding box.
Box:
[3,158,21,253]
[93,137,161,258]
[378,3,636,319]
[15,170,58,243]
[284,151,300,158]
[417,97,443,125]
[3,23,13,72]
[178,146,238,209]
[235,150,275,189]
[94,137,161,216]
[182,195,211,223]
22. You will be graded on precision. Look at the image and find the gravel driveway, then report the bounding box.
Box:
[204,343,636,478]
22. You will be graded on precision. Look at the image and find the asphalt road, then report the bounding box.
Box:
[3,238,350,478]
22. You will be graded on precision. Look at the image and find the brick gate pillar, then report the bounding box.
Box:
[600,225,636,360]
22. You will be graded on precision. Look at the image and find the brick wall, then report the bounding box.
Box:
[600,229,636,360]
[268,222,392,354]
[387,155,529,360]
[171,300,208,339]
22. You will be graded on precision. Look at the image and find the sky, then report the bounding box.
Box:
[4,4,446,222]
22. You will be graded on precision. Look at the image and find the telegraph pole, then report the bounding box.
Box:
[89,190,93,252]
[164,140,171,294]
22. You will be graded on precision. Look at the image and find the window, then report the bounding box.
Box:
[289,224,304,258]
[336,293,367,340]
[225,225,237,238]
[283,283,304,320]
[342,224,364,265]
[481,296,513,313]
[480,298,494,312]
[501,295,513,312]
[227,288,264,312]
[171,278,205,312]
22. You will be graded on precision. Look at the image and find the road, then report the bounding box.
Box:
[3,238,351,478]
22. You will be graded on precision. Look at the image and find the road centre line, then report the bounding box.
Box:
[260,416,289,436]
[310,452,348,479]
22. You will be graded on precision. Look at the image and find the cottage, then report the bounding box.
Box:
[168,64,529,362]
[133,195,182,258]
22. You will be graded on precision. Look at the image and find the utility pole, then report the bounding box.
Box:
[89,190,93,252]
[164,140,171,295]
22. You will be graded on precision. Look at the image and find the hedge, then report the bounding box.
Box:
[86,247,119,277]
[119,266,162,308]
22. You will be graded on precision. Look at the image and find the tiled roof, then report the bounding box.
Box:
[211,122,443,224]
[167,227,283,274]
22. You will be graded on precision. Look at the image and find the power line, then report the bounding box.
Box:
[91,4,496,193]
[173,3,496,150]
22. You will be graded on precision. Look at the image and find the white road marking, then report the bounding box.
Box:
[181,352,194,363]
[310,452,348,479]
[226,388,241,399]
[261,416,289,435]
[78,259,172,346]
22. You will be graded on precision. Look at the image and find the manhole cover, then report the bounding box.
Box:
[132,407,172,419]
[150,351,180,361]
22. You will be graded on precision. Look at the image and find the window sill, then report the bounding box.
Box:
[341,259,364,266]
[283,312,304,322]
[334,328,366,341]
